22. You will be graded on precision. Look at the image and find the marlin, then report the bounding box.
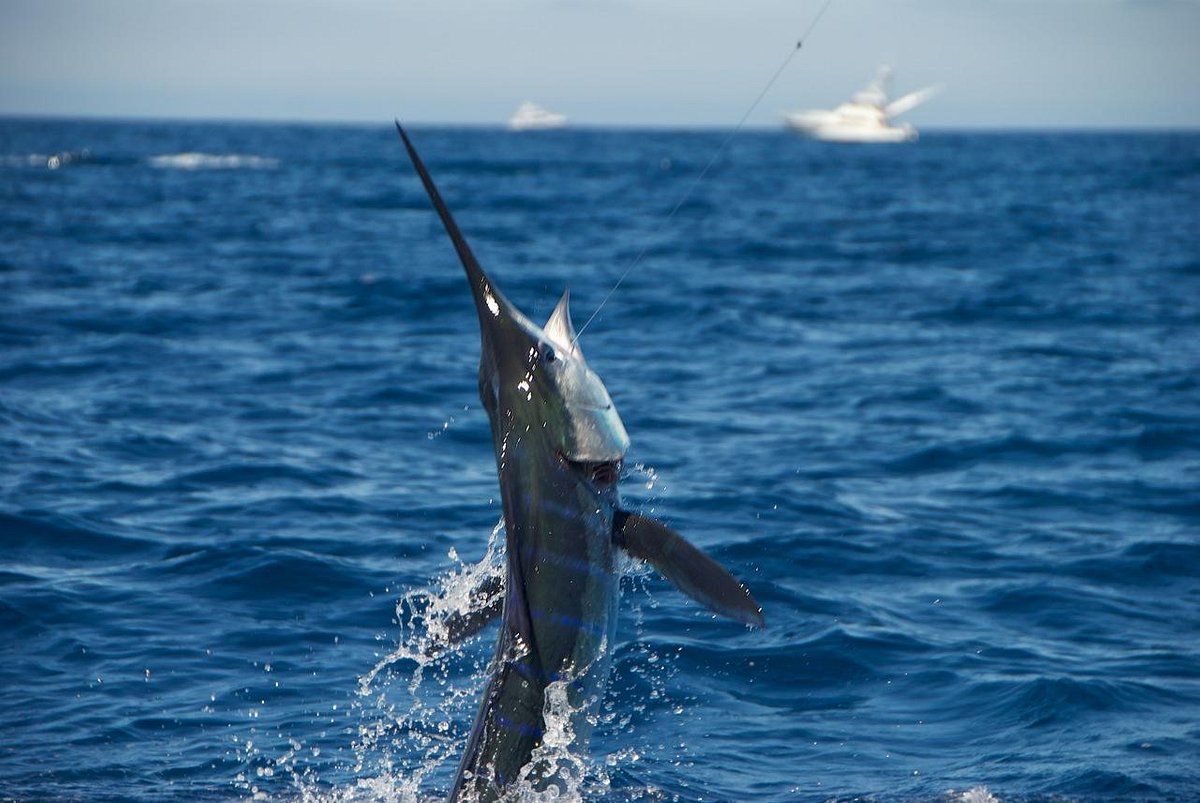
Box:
[395,122,764,803]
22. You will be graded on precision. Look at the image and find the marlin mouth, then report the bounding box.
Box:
[558,450,621,487]
[586,461,620,486]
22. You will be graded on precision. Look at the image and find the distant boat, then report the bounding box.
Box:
[508,101,568,131]
[784,67,940,143]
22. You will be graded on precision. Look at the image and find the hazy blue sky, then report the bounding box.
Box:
[2,0,1197,128]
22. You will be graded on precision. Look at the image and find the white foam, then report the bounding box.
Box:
[956,786,1000,803]
[2,150,90,169]
[147,152,279,170]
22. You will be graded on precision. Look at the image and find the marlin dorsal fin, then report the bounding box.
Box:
[543,290,582,360]
[614,511,765,628]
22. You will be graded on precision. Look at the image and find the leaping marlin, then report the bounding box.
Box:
[394,122,764,803]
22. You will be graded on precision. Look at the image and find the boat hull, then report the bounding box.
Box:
[784,116,917,143]
[508,117,567,132]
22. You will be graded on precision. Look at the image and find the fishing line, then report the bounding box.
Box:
[573,0,838,341]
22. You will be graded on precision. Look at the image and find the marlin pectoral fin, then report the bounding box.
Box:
[425,575,505,656]
[614,511,765,628]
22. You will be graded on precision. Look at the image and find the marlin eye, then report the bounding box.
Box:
[541,344,556,363]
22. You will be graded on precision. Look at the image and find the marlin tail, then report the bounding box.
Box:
[395,121,764,803]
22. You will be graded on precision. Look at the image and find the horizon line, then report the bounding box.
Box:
[2,111,1199,134]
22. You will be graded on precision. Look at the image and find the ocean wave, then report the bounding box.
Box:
[884,431,1134,475]
[1041,767,1163,797]
[147,152,279,170]
[0,510,156,561]
[172,461,353,490]
[666,626,930,694]
[853,383,985,414]
[963,675,1181,729]
[156,544,369,603]
[1065,540,1200,585]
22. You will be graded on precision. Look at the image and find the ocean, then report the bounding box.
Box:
[1,118,1197,802]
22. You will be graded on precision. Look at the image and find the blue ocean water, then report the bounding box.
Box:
[1,118,1198,803]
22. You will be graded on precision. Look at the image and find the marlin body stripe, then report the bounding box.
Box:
[395,122,764,803]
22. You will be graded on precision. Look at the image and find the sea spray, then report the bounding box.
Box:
[350,520,508,797]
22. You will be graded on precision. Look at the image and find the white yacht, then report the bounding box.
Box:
[508,101,568,131]
[784,67,940,143]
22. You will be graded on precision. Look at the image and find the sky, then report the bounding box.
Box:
[1,0,1198,129]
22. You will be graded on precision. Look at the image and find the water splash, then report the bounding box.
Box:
[502,681,594,803]
[359,518,505,694]
[343,519,509,798]
[427,405,472,440]
[626,462,660,493]
[342,515,661,802]
[234,484,681,801]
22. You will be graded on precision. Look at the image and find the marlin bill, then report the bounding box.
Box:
[394,121,764,803]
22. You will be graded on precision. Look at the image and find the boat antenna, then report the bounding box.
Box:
[573,0,838,341]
